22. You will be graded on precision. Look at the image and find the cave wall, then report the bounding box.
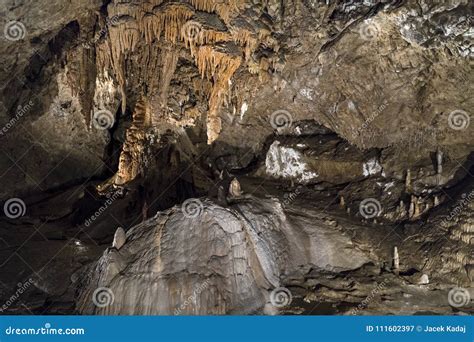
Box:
[0,0,472,198]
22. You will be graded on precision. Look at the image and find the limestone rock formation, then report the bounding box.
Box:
[76,196,369,314]
[0,0,472,317]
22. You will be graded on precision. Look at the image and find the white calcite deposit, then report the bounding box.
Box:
[76,196,369,315]
[265,141,319,183]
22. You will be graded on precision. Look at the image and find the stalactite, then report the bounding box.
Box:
[193,77,213,100]
[101,2,193,111]
[231,28,258,61]
[158,48,179,102]
[194,45,241,143]
[96,34,127,112]
[190,0,217,13]
[181,22,232,57]
[135,44,162,94]
[92,0,258,167]
[64,46,97,128]
[150,46,179,126]
[142,3,195,44]
[216,0,243,23]
[190,0,244,23]
[96,40,111,75]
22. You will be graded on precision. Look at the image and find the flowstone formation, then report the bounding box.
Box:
[76,196,370,315]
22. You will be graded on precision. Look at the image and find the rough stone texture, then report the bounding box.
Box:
[1,0,472,197]
[76,196,369,315]
[0,69,108,198]
[0,0,472,316]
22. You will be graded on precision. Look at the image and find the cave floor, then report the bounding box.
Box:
[0,176,471,316]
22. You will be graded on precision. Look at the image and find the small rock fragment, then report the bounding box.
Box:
[229,178,242,198]
[112,227,126,250]
[418,274,429,285]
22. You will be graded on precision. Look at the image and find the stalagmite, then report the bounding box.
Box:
[413,197,421,218]
[436,148,443,175]
[408,195,422,219]
[405,169,411,191]
[98,98,152,192]
[392,246,400,273]
[436,148,443,185]
[228,178,242,198]
[397,200,407,218]
[339,196,345,208]
[408,197,415,219]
